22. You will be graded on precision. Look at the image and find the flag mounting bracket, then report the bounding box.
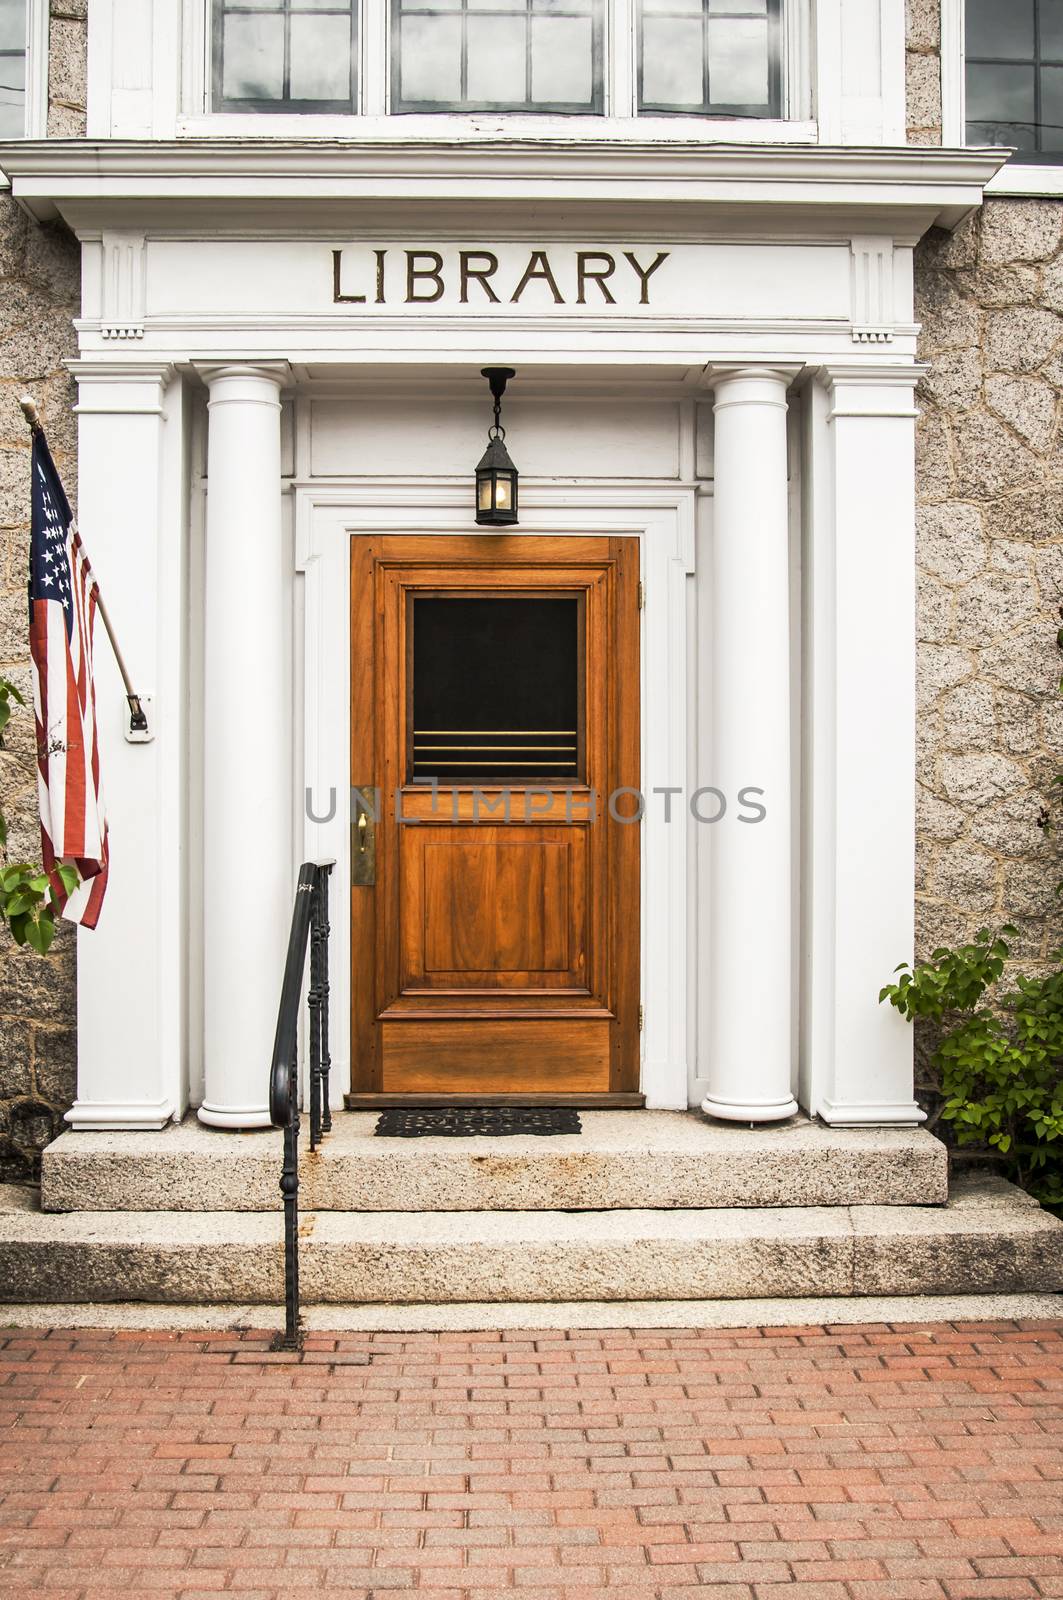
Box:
[124,694,154,744]
[19,394,150,739]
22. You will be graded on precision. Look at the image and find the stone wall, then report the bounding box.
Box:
[914,200,1063,976]
[0,2,85,1178]
[906,0,942,145]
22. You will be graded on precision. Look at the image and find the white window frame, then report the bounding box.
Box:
[945,0,1063,195]
[177,0,816,136]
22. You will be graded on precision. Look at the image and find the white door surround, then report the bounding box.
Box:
[296,481,696,1113]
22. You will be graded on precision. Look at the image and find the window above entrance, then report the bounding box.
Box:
[394,0,602,113]
[214,0,359,112]
[207,0,797,118]
[639,0,781,118]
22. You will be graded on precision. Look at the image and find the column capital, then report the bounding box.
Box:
[67,359,174,416]
[816,361,927,419]
[708,364,802,397]
[195,360,291,393]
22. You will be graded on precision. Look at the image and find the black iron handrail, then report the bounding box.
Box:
[269,858,334,1350]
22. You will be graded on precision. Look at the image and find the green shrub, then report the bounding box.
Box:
[0,676,78,954]
[881,928,1063,1207]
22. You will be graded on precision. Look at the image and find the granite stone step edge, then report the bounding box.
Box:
[40,1113,949,1212]
[3,1175,1059,1305]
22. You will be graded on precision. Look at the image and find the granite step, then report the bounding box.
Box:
[5,1176,1060,1305]
[40,1111,948,1213]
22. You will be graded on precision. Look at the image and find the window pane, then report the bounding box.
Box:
[531,14,593,102]
[222,13,285,98]
[965,60,1036,146]
[708,14,768,104]
[467,14,526,100]
[641,0,701,14]
[400,11,462,99]
[290,12,351,97]
[707,0,765,10]
[1040,63,1063,147]
[292,0,351,8]
[0,0,25,53]
[1042,0,1063,60]
[642,15,703,104]
[965,0,1033,58]
[468,0,526,11]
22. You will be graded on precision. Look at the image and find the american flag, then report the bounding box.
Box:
[28,431,108,928]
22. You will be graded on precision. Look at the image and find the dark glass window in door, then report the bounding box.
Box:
[410,597,581,782]
[639,0,781,116]
[392,0,603,113]
[213,0,358,112]
[966,0,1063,159]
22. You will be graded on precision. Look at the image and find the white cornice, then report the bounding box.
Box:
[0,139,1006,229]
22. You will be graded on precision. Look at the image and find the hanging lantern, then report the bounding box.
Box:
[475,366,518,526]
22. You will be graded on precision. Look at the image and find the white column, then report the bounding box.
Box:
[198,364,290,1129]
[703,368,798,1123]
[801,366,923,1125]
[67,361,181,1129]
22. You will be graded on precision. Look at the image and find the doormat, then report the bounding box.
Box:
[374,1107,583,1138]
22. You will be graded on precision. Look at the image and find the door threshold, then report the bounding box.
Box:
[344,1092,646,1110]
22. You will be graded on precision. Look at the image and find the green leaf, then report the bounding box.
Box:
[25,914,54,955]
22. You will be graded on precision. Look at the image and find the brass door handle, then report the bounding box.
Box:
[351,789,376,887]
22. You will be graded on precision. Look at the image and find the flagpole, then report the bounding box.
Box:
[19,394,148,734]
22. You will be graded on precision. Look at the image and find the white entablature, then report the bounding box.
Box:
[0,141,1004,369]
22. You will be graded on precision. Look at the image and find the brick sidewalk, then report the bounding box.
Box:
[0,1322,1062,1597]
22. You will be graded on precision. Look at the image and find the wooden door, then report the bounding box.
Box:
[349,535,640,1103]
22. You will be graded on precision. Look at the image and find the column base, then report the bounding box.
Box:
[197,1102,273,1131]
[65,1096,177,1131]
[817,1098,927,1127]
[701,1092,798,1124]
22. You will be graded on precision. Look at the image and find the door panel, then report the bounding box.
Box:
[380,1019,611,1095]
[350,534,639,1100]
[422,836,574,975]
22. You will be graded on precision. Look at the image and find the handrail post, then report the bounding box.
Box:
[308,887,323,1151]
[269,859,336,1352]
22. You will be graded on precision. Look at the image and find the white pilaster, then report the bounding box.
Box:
[198,364,291,1129]
[802,365,923,1126]
[66,361,181,1130]
[702,368,798,1124]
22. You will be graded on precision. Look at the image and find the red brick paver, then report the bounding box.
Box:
[0,1321,1061,1597]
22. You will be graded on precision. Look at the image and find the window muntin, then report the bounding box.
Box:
[392,0,603,113]
[213,0,358,112]
[965,0,1063,159]
[0,0,26,137]
[638,0,781,116]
